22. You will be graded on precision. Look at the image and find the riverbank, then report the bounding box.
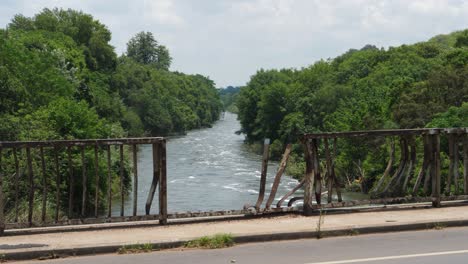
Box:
[3,204,468,261]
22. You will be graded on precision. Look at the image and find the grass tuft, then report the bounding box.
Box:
[185,233,235,249]
[117,243,153,254]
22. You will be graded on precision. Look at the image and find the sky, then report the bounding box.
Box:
[1,0,468,87]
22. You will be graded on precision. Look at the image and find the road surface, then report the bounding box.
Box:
[21,226,468,264]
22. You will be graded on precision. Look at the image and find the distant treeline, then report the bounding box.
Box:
[236,29,468,192]
[0,8,223,142]
[219,86,240,113]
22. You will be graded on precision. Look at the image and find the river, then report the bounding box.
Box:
[115,112,369,215]
[113,112,301,215]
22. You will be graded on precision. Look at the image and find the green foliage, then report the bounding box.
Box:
[185,233,234,249]
[126,31,172,70]
[112,57,221,135]
[427,103,468,128]
[236,29,468,192]
[219,86,240,113]
[19,98,119,140]
[455,29,468,48]
[0,8,222,220]
[10,8,117,72]
[118,243,154,254]
[1,8,221,140]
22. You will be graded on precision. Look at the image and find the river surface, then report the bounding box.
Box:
[115,112,364,215]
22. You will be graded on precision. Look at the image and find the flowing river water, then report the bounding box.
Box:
[115,112,364,215]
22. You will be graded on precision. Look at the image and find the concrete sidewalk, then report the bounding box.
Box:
[2,206,468,261]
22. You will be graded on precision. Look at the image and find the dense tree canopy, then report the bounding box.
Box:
[0,8,223,221]
[236,29,468,193]
[0,8,221,142]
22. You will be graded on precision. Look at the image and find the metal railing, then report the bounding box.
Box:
[0,138,167,234]
[300,128,468,215]
[252,128,468,216]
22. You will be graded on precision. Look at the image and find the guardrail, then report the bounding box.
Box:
[0,138,167,235]
[252,128,468,216]
[300,128,468,215]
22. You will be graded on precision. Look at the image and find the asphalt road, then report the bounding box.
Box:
[22,226,468,264]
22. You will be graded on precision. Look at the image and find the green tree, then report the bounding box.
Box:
[9,8,117,72]
[126,31,172,70]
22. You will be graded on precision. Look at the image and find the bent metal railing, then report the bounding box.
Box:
[0,138,167,235]
[253,128,468,216]
[300,128,468,215]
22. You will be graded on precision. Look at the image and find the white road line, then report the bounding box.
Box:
[304,249,468,264]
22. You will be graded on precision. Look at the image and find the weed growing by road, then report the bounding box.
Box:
[185,233,234,249]
[432,223,447,230]
[348,229,359,236]
[117,243,153,254]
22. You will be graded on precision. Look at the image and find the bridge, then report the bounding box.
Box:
[0,128,467,235]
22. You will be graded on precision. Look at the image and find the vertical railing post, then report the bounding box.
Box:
[324,139,333,203]
[13,148,19,223]
[81,146,87,218]
[54,146,60,223]
[453,134,460,195]
[119,145,124,217]
[26,147,34,227]
[0,147,4,236]
[265,144,292,210]
[106,145,112,218]
[464,131,468,195]
[68,146,74,219]
[159,140,168,225]
[40,147,47,224]
[312,139,322,205]
[132,144,138,217]
[431,131,441,207]
[255,138,270,211]
[447,134,455,195]
[146,142,161,215]
[332,138,342,202]
[303,139,314,216]
[94,144,99,218]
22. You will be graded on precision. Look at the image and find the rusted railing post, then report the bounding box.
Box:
[146,142,161,215]
[54,146,60,223]
[40,147,47,223]
[332,138,342,202]
[159,139,168,225]
[119,145,125,217]
[106,145,112,218]
[132,144,138,217]
[0,148,4,236]
[324,139,333,203]
[13,148,19,222]
[81,146,87,218]
[464,133,468,195]
[303,139,314,216]
[68,146,74,219]
[93,144,99,218]
[265,144,292,210]
[312,139,322,205]
[26,147,34,227]
[431,130,441,207]
[255,138,270,211]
